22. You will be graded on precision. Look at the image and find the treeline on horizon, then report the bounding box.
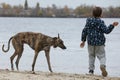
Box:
[0,2,120,18]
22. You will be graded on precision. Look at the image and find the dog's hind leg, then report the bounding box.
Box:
[10,52,17,70]
[32,51,39,73]
[44,48,53,72]
[15,46,24,71]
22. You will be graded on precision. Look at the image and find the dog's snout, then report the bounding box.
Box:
[64,46,67,49]
[63,46,67,49]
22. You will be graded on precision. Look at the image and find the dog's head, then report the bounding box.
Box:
[53,34,66,49]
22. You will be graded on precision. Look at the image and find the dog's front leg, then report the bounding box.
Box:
[44,47,53,72]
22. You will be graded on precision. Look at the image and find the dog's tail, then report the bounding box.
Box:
[2,37,13,53]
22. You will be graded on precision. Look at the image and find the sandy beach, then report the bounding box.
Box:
[0,69,120,80]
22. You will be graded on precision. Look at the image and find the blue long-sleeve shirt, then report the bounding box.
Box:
[81,18,114,46]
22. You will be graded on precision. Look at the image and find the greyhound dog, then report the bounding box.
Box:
[2,32,66,73]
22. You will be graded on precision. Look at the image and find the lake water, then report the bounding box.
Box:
[0,17,120,77]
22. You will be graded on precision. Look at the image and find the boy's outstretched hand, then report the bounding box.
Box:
[113,22,119,26]
[80,41,85,48]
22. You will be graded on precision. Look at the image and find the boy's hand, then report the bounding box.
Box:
[80,42,85,48]
[113,22,119,26]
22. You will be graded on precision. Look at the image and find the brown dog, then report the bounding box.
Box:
[2,32,66,73]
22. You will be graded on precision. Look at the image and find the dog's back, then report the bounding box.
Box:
[13,32,53,50]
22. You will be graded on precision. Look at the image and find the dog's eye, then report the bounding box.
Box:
[59,41,63,44]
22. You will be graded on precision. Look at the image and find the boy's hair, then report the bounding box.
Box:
[92,7,102,18]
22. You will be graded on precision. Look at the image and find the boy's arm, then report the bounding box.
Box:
[80,25,88,48]
[100,21,119,34]
[81,18,89,42]
[80,27,87,48]
[81,27,87,42]
[80,18,89,48]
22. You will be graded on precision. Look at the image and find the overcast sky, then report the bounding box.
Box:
[0,0,120,8]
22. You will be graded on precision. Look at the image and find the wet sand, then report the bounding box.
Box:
[0,69,120,80]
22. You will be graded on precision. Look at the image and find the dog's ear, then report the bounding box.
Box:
[58,33,60,39]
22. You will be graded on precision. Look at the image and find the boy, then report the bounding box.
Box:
[80,6,118,77]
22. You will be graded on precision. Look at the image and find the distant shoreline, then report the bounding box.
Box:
[0,16,120,18]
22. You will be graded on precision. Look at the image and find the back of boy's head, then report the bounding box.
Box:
[92,7,102,18]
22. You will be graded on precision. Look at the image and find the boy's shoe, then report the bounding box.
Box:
[100,66,108,77]
[89,70,94,74]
